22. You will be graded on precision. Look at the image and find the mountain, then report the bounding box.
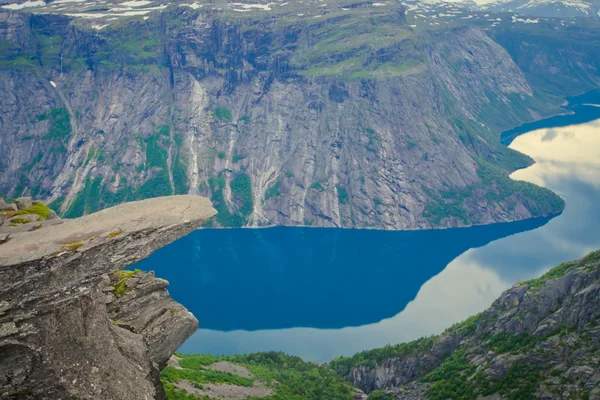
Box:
[331,249,600,399]
[479,0,600,18]
[0,0,598,229]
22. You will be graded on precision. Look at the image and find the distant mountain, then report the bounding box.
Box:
[480,0,600,18]
[0,0,598,229]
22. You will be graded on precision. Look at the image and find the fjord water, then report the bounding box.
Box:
[135,94,600,362]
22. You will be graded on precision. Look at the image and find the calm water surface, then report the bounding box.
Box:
[135,95,600,362]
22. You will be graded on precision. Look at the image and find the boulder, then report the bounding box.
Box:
[46,210,58,220]
[14,197,33,210]
[0,200,17,212]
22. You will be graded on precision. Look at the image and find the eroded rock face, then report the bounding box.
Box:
[0,195,216,399]
[0,7,582,229]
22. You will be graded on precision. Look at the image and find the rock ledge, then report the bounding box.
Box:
[0,195,216,400]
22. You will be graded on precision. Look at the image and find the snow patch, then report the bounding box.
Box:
[2,0,45,10]
[120,0,152,6]
[229,2,273,10]
[181,2,203,9]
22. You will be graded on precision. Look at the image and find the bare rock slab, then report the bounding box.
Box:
[0,195,216,400]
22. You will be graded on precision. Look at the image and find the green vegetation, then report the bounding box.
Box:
[290,12,425,80]
[366,390,395,400]
[232,149,246,163]
[422,161,565,226]
[33,108,71,151]
[330,336,436,376]
[15,202,52,220]
[475,363,542,400]
[112,269,142,296]
[524,250,599,289]
[162,352,356,400]
[445,314,481,337]
[61,242,83,251]
[208,173,254,227]
[484,333,539,354]
[310,182,325,192]
[265,180,281,201]
[230,173,254,218]
[9,217,31,225]
[64,177,102,218]
[115,269,142,281]
[422,349,476,400]
[106,229,124,238]
[337,186,349,205]
[214,107,233,122]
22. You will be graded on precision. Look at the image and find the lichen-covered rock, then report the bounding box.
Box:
[0,195,216,400]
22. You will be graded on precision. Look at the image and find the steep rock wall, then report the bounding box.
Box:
[0,195,216,399]
[0,5,580,229]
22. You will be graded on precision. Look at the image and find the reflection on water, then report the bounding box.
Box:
[501,89,600,145]
[137,100,600,362]
[136,218,548,332]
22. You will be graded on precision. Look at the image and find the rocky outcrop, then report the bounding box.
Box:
[0,197,60,234]
[0,195,216,399]
[332,250,600,399]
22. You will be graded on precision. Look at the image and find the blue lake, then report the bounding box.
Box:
[135,92,600,362]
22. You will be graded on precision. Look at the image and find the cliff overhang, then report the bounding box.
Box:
[0,195,216,399]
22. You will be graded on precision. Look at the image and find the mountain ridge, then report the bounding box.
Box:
[2,2,592,229]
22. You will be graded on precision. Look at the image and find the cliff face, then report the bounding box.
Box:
[0,1,579,229]
[332,250,600,399]
[0,195,216,399]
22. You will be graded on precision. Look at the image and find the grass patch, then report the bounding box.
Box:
[9,217,31,225]
[366,390,395,400]
[163,352,356,400]
[265,180,281,201]
[15,202,51,220]
[61,242,83,251]
[337,186,349,205]
[214,107,233,122]
[115,268,142,280]
[106,229,124,238]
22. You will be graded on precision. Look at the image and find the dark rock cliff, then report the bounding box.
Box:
[332,250,600,399]
[0,1,588,229]
[0,195,216,399]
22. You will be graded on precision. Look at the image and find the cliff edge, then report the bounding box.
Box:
[0,195,216,399]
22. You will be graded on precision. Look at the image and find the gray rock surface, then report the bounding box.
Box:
[334,250,600,399]
[14,196,32,210]
[0,195,216,400]
[0,197,17,212]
